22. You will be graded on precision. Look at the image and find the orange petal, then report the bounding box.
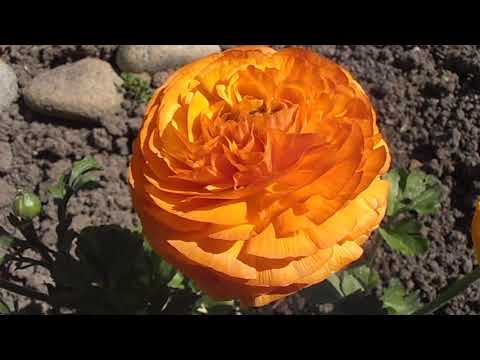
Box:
[187,90,210,142]
[147,186,248,226]
[244,223,318,259]
[306,178,388,249]
[241,247,333,287]
[472,199,480,263]
[167,235,256,280]
[207,223,255,241]
[298,241,363,285]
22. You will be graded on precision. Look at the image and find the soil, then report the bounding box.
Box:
[1,45,479,315]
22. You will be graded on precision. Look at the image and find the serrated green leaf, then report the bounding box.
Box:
[75,225,144,288]
[121,72,154,103]
[327,274,343,296]
[394,218,421,234]
[167,271,185,289]
[379,222,428,257]
[382,278,422,315]
[351,265,381,290]
[48,175,67,199]
[69,156,102,188]
[404,169,429,200]
[72,174,99,192]
[186,279,202,295]
[157,259,176,284]
[384,169,402,216]
[302,279,344,304]
[341,272,364,296]
[410,186,442,215]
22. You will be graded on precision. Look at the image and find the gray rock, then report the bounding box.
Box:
[0,141,12,173]
[116,45,221,74]
[24,58,124,124]
[0,60,18,110]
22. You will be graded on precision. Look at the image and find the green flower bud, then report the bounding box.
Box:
[13,191,42,220]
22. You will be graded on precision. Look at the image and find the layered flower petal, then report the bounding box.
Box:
[129,46,391,307]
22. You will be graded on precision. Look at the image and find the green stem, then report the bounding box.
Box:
[56,194,72,254]
[18,220,54,264]
[0,279,50,303]
[413,266,480,315]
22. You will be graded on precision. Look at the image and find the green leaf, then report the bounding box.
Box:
[157,259,176,284]
[48,175,67,200]
[341,272,364,296]
[327,274,343,296]
[72,174,100,192]
[302,279,344,304]
[121,72,154,104]
[75,225,144,288]
[401,169,442,215]
[395,218,421,233]
[382,278,422,315]
[133,225,144,239]
[410,186,442,215]
[350,265,381,290]
[0,228,16,265]
[0,228,15,248]
[69,156,103,189]
[383,168,442,217]
[384,169,402,216]
[404,169,429,200]
[379,221,428,257]
[166,271,185,289]
[143,242,152,255]
[193,295,235,315]
[186,279,202,295]
[0,298,10,314]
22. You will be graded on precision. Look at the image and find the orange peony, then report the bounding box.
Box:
[128,46,391,307]
[473,199,480,262]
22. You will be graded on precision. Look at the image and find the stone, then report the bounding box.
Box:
[24,58,123,124]
[116,45,221,74]
[0,60,18,110]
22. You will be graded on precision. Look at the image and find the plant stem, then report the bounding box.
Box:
[12,255,50,269]
[56,196,72,254]
[18,220,54,264]
[0,279,50,303]
[413,266,480,315]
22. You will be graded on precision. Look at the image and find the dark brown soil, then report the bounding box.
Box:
[1,45,479,314]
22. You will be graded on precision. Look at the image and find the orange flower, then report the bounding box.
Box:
[473,199,480,262]
[128,46,391,307]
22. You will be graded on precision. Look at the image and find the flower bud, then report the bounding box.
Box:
[13,191,41,220]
